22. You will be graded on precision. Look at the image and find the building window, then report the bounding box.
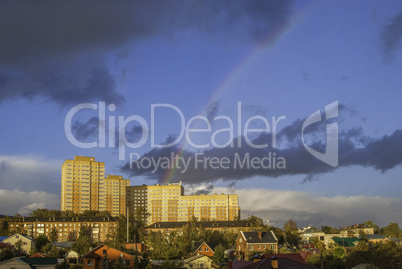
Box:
[87,260,94,267]
[271,245,275,250]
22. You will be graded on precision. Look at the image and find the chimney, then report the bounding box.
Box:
[271,257,278,269]
[258,231,262,239]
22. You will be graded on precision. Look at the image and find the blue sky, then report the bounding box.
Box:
[1,0,402,228]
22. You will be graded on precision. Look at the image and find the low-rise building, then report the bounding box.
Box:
[9,216,118,242]
[3,234,35,254]
[0,257,57,269]
[235,231,278,260]
[81,244,135,269]
[340,224,375,236]
[191,242,215,257]
[146,220,252,233]
[183,255,214,269]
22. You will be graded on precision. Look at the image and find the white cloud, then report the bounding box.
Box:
[212,187,402,228]
[0,189,60,216]
[0,155,62,194]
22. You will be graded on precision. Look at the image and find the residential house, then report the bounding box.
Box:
[235,231,278,260]
[10,216,118,242]
[0,257,57,269]
[263,253,307,264]
[329,237,360,249]
[235,256,316,269]
[191,242,215,257]
[123,243,147,253]
[340,224,375,236]
[65,250,79,265]
[81,244,135,269]
[29,253,49,258]
[366,234,389,244]
[183,255,214,269]
[299,227,325,245]
[3,234,35,254]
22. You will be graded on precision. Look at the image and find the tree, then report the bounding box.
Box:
[332,246,346,259]
[133,255,139,269]
[48,228,58,242]
[321,225,340,234]
[380,222,401,238]
[212,244,225,264]
[14,239,25,255]
[67,230,77,241]
[0,217,10,236]
[283,219,298,233]
[363,220,380,234]
[36,234,50,252]
[246,215,264,228]
[113,256,126,269]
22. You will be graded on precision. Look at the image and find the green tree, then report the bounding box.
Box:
[14,239,25,255]
[36,234,50,252]
[133,255,140,269]
[380,222,401,238]
[67,230,77,241]
[114,256,126,269]
[48,228,59,242]
[246,215,264,228]
[212,244,225,264]
[363,220,380,234]
[0,217,10,236]
[321,225,340,234]
[332,246,346,259]
[283,219,298,233]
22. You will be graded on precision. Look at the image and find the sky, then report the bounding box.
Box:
[1,0,402,229]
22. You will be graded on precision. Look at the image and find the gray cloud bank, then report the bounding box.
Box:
[120,114,402,184]
[0,0,293,106]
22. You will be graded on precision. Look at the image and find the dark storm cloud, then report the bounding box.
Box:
[71,116,145,143]
[205,101,220,122]
[72,117,99,141]
[381,10,402,60]
[0,0,294,105]
[120,113,402,184]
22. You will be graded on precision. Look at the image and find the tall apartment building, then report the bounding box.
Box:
[177,193,239,222]
[61,156,106,213]
[147,183,184,224]
[126,185,148,221]
[126,183,240,225]
[105,175,130,217]
[61,156,129,217]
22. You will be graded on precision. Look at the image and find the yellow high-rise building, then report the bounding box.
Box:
[177,193,239,222]
[126,182,240,225]
[61,156,129,217]
[146,183,184,224]
[105,175,130,217]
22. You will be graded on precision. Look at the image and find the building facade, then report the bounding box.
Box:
[9,217,118,242]
[61,156,129,216]
[105,175,130,217]
[61,156,106,213]
[126,183,240,225]
[236,231,278,260]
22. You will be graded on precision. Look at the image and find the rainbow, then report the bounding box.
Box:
[161,2,315,184]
